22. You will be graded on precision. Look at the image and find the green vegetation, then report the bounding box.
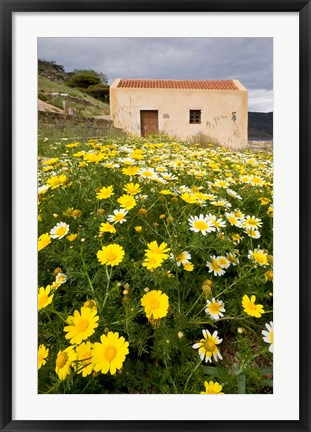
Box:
[38,133,273,395]
[38,60,110,117]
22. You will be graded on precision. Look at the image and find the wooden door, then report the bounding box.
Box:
[140,110,159,137]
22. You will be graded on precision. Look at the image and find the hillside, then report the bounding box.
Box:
[38,60,110,117]
[248,112,273,141]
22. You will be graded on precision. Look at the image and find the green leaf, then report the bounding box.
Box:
[261,379,273,387]
[237,373,246,394]
[259,367,273,376]
[200,366,219,377]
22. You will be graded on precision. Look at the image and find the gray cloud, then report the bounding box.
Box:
[38,37,273,112]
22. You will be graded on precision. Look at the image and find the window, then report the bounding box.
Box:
[189,110,201,124]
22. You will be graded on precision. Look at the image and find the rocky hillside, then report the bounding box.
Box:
[248,112,273,141]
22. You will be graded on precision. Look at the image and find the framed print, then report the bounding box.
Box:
[1,0,310,431]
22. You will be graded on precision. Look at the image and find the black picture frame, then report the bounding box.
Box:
[1,1,310,431]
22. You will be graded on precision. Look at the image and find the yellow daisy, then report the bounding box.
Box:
[46,174,68,189]
[97,243,125,267]
[75,341,94,377]
[141,290,169,320]
[122,166,140,176]
[96,185,114,200]
[38,233,51,251]
[201,380,224,394]
[242,294,265,318]
[117,194,137,210]
[55,346,76,381]
[145,241,170,260]
[64,306,99,345]
[142,253,164,271]
[123,182,142,195]
[38,285,54,311]
[38,344,49,369]
[92,332,129,375]
[99,222,116,234]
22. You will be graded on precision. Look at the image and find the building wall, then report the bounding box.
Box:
[110,79,248,149]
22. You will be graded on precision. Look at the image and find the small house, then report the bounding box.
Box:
[110,79,248,149]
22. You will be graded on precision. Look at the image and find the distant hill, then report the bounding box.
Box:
[248,112,273,141]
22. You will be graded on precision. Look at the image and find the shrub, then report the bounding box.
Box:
[86,84,110,101]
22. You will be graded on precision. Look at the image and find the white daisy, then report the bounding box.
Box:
[226,188,242,200]
[55,272,67,285]
[138,167,157,179]
[217,256,230,269]
[262,321,274,353]
[205,298,225,320]
[174,251,191,267]
[107,209,128,224]
[38,185,49,196]
[214,179,229,188]
[206,256,226,276]
[50,222,69,239]
[188,215,216,236]
[227,252,239,266]
[242,215,262,229]
[225,212,242,227]
[208,215,226,231]
[192,329,223,363]
[244,228,261,239]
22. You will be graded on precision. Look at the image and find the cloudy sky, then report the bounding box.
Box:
[38,37,273,112]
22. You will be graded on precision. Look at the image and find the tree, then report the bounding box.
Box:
[66,71,102,89]
[72,69,109,85]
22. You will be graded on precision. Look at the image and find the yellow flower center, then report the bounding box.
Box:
[104,346,117,361]
[247,219,257,226]
[269,331,274,344]
[148,256,160,265]
[203,339,216,353]
[194,220,208,230]
[211,261,220,270]
[253,252,267,264]
[77,319,89,332]
[228,216,238,224]
[38,353,44,363]
[56,352,68,368]
[150,299,160,310]
[56,226,67,237]
[142,171,153,177]
[209,303,221,314]
[115,214,125,221]
[177,252,186,262]
[106,251,118,261]
[247,301,257,311]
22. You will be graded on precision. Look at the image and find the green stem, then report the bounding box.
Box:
[185,293,205,317]
[80,246,95,296]
[102,265,112,309]
[184,359,201,394]
[48,306,67,324]
[215,269,253,298]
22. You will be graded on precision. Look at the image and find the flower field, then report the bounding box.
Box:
[38,136,273,394]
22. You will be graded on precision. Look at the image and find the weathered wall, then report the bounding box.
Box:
[110,80,248,149]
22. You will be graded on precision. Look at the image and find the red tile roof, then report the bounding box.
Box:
[117,79,238,90]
